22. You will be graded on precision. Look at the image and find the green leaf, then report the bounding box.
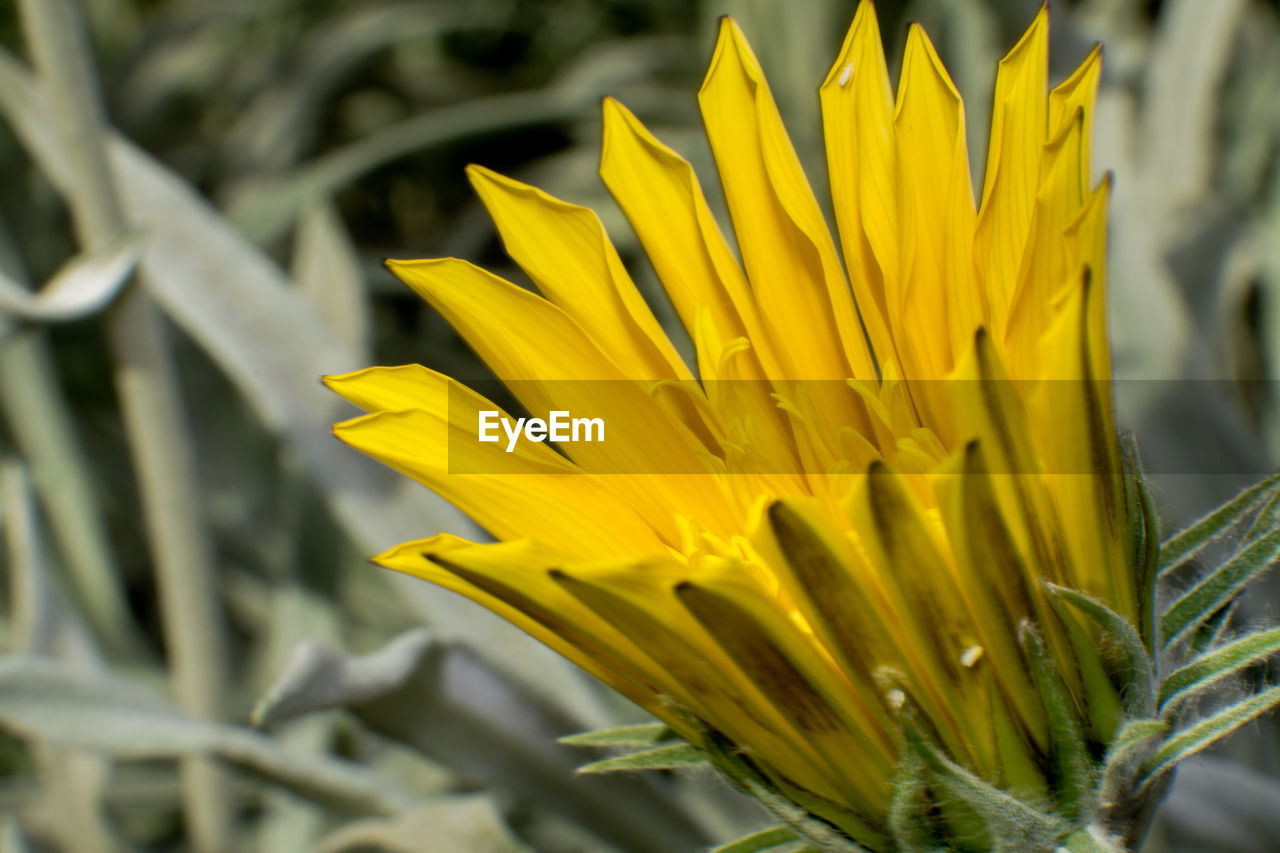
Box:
[1160,525,1280,649]
[1158,472,1280,577]
[708,826,811,853]
[1186,600,1239,659]
[1243,482,1280,543]
[1141,684,1280,785]
[1046,583,1155,718]
[1020,623,1095,821]
[1159,626,1280,711]
[558,723,675,748]
[576,742,708,774]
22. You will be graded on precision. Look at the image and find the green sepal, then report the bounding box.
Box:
[1160,524,1280,649]
[699,733,876,853]
[558,722,675,748]
[1097,719,1167,815]
[1020,622,1096,822]
[1159,626,1280,712]
[886,745,942,853]
[898,708,1064,852]
[1060,827,1126,853]
[709,826,813,853]
[1119,434,1161,653]
[1140,684,1280,788]
[1045,583,1155,720]
[1158,472,1280,577]
[576,741,708,774]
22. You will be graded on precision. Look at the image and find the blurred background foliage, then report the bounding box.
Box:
[0,0,1276,850]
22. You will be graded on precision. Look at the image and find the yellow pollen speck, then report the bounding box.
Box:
[960,646,985,668]
[886,689,906,710]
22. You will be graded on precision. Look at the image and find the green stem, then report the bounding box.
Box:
[15,1,230,850]
[1061,828,1128,853]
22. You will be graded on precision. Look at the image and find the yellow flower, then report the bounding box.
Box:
[327,2,1147,849]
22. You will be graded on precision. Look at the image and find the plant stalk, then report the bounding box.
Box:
[15,0,231,849]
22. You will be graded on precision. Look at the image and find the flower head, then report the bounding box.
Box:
[324,4,1198,850]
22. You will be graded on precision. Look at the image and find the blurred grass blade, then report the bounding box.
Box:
[0,656,415,815]
[0,44,615,729]
[1161,526,1280,648]
[16,0,231,845]
[294,200,369,360]
[1159,626,1280,710]
[0,235,140,326]
[1158,472,1280,577]
[254,632,712,853]
[576,743,708,775]
[315,795,531,853]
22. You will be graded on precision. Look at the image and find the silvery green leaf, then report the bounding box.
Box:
[576,743,708,775]
[1158,472,1280,577]
[0,44,616,731]
[315,794,530,853]
[252,629,435,727]
[558,723,674,748]
[293,201,369,361]
[1160,626,1280,711]
[1141,684,1280,786]
[1161,526,1280,649]
[0,234,140,328]
[0,656,414,815]
[253,633,712,853]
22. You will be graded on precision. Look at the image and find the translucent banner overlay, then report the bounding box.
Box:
[444,378,1271,476]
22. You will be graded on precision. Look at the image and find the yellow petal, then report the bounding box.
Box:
[376,537,672,717]
[550,561,852,803]
[1049,44,1102,198]
[893,25,978,383]
[598,97,781,380]
[467,164,691,382]
[820,0,899,371]
[675,560,894,820]
[333,406,673,555]
[975,5,1049,338]
[699,18,875,385]
[385,257,741,534]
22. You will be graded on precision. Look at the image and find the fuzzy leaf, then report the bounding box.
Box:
[709,825,811,853]
[1159,626,1280,710]
[1161,526,1280,649]
[1141,684,1280,785]
[1158,473,1280,577]
[1046,583,1155,718]
[558,723,675,748]
[576,742,708,774]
